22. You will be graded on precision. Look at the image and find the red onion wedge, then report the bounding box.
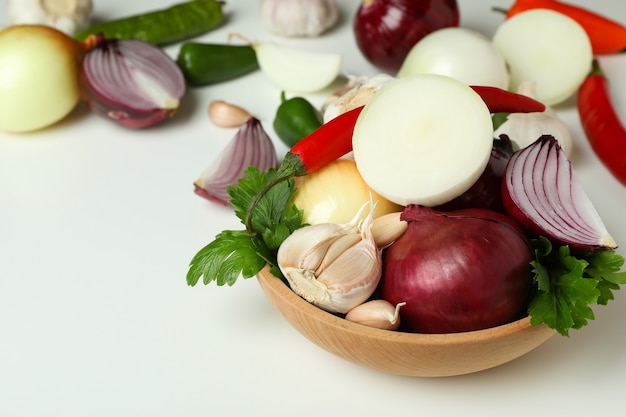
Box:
[503,135,617,255]
[194,118,278,206]
[80,36,186,129]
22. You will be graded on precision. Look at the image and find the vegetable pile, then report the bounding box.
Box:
[184,0,626,338]
[1,0,626,340]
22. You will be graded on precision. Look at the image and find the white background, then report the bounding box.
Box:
[1,1,626,416]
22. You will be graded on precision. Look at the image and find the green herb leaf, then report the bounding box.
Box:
[528,237,625,336]
[187,165,303,286]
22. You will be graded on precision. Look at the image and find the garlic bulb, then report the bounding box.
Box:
[8,0,93,35]
[277,200,382,314]
[345,300,406,330]
[493,81,573,157]
[260,0,339,38]
[323,73,394,123]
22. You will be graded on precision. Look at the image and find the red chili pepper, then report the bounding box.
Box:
[470,85,545,113]
[502,0,626,55]
[577,60,626,186]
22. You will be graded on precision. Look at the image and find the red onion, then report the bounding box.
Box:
[80,36,186,129]
[353,0,459,74]
[502,135,617,255]
[380,205,533,334]
[435,135,514,213]
[194,118,278,206]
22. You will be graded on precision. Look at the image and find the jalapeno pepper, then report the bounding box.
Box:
[74,0,225,46]
[176,42,259,86]
[498,0,626,55]
[577,60,626,186]
[273,92,323,148]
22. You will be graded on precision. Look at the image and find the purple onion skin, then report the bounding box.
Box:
[354,0,460,73]
[435,135,514,213]
[80,37,186,129]
[380,205,533,334]
[194,118,278,206]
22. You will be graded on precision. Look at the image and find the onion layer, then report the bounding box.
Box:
[380,205,533,334]
[502,135,616,255]
[80,36,186,129]
[194,118,278,206]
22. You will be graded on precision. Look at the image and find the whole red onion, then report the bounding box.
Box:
[380,205,533,334]
[353,0,460,74]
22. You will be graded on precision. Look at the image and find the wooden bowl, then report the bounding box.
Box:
[257,266,556,377]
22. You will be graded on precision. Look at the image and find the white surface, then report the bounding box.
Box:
[1,1,626,416]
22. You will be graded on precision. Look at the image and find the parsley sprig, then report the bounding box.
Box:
[186,166,302,287]
[529,236,626,336]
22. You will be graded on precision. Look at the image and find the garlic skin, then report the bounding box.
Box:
[345,300,406,331]
[493,81,573,157]
[260,0,339,38]
[277,201,382,314]
[323,74,394,123]
[8,0,93,35]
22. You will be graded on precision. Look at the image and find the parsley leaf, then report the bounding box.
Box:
[528,237,625,336]
[187,166,303,287]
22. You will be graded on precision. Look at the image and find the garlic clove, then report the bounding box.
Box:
[371,211,407,248]
[260,0,339,38]
[8,0,93,35]
[208,100,252,128]
[345,300,407,331]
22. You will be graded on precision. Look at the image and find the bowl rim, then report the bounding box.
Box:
[257,266,548,345]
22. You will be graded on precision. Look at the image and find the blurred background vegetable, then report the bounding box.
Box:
[353,0,459,73]
[176,41,259,86]
[194,118,278,206]
[273,92,323,148]
[397,27,510,90]
[497,0,626,55]
[260,0,339,37]
[7,0,93,35]
[74,0,224,45]
[0,24,86,133]
[80,36,186,129]
[492,8,592,105]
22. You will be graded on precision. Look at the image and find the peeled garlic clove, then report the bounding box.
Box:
[208,100,252,128]
[345,300,406,331]
[494,81,573,157]
[260,0,339,38]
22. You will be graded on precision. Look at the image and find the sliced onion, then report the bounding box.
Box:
[502,135,616,254]
[194,118,278,206]
[80,36,186,129]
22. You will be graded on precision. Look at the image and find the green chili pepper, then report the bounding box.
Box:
[74,0,225,45]
[273,92,323,148]
[176,42,259,86]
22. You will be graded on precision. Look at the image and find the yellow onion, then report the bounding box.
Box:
[0,24,86,133]
[292,158,403,224]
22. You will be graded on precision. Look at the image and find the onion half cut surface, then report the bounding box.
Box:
[352,74,494,207]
